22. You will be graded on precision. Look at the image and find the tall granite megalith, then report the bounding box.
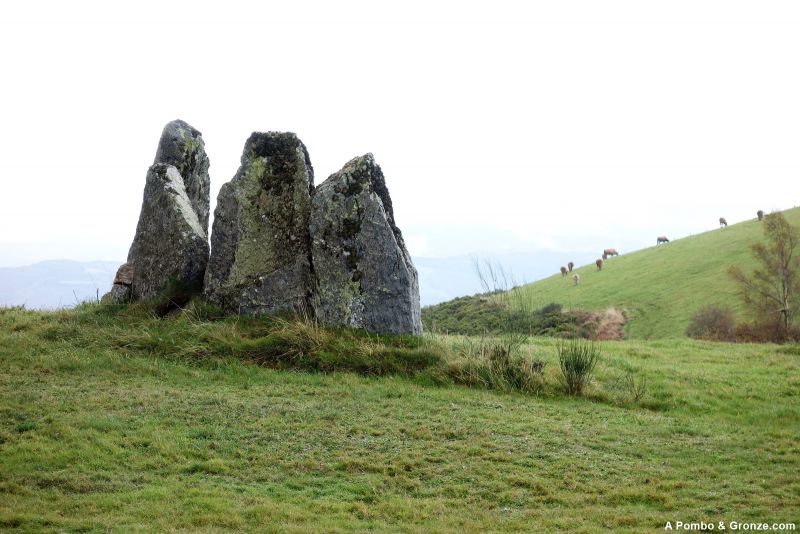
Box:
[309,154,422,334]
[204,132,315,314]
[103,119,211,303]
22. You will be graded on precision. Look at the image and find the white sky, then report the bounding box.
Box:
[1,1,799,266]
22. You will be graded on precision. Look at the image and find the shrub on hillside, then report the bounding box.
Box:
[686,305,736,341]
[734,320,800,344]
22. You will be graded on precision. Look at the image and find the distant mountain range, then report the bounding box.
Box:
[0,260,120,309]
[0,249,597,309]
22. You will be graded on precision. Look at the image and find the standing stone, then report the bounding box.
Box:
[126,164,210,300]
[204,132,315,314]
[309,154,422,334]
[153,119,211,231]
[101,119,210,305]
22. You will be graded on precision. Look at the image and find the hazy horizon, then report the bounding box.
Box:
[1,1,799,270]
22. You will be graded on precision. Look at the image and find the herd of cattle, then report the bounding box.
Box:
[559,211,765,286]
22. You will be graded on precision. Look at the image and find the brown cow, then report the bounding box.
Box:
[657,235,669,245]
[596,258,603,270]
[567,261,574,272]
[757,210,764,221]
[573,273,580,286]
[719,217,728,227]
[603,248,619,257]
[560,266,568,277]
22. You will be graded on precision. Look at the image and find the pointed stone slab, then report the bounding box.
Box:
[127,164,209,300]
[154,119,211,232]
[204,132,315,314]
[309,154,422,334]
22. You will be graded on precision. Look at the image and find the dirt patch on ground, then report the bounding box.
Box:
[572,307,627,340]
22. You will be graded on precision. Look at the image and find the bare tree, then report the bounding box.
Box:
[728,212,800,336]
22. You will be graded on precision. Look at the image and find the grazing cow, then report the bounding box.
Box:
[596,258,603,270]
[560,266,568,277]
[657,235,669,245]
[603,248,619,257]
[757,210,764,221]
[573,273,580,286]
[719,217,728,227]
[567,261,574,272]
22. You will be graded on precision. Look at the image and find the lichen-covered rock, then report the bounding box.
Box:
[204,132,315,314]
[126,164,209,300]
[309,154,422,334]
[153,119,211,231]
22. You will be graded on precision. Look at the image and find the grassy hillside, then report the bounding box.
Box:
[1,305,799,531]
[504,208,800,339]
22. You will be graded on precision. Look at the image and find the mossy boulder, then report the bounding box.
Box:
[309,154,422,334]
[204,132,315,314]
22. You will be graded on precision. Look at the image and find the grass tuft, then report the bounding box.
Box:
[558,339,600,395]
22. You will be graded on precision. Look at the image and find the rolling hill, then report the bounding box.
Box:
[426,207,800,339]
[1,304,798,530]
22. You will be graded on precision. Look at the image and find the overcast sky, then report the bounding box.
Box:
[1,1,798,267]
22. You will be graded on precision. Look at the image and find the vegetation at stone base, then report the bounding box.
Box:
[152,277,205,317]
[427,206,800,339]
[0,300,572,399]
[1,305,798,532]
[54,301,444,381]
[422,296,580,337]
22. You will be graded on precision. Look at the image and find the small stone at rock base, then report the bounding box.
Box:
[101,283,131,304]
[113,263,134,286]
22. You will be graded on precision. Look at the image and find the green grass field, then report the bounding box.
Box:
[1,305,798,532]
[504,207,800,339]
